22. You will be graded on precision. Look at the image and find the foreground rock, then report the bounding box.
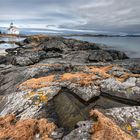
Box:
[63,110,136,140]
[90,110,136,140]
[104,106,140,139]
[0,114,56,140]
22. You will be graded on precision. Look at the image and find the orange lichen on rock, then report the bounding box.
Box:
[88,65,140,82]
[19,72,96,90]
[19,75,55,90]
[28,35,48,42]
[61,73,96,86]
[0,115,56,140]
[90,110,136,140]
[88,65,113,79]
[19,65,140,90]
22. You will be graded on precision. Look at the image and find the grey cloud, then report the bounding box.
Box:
[0,0,140,33]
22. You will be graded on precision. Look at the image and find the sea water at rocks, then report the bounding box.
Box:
[66,36,140,58]
[0,37,25,55]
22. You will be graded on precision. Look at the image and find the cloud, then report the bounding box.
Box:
[0,0,140,33]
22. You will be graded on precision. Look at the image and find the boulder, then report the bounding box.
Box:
[88,50,113,62]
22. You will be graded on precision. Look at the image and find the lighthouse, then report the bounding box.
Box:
[7,22,19,35]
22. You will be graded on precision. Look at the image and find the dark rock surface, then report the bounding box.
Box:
[0,56,7,64]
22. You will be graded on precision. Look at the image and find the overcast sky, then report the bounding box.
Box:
[0,0,140,33]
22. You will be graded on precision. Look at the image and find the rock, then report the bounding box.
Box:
[0,56,7,64]
[53,89,89,131]
[4,35,129,66]
[112,58,140,74]
[90,110,136,140]
[0,65,26,95]
[67,83,100,101]
[0,40,6,44]
[51,128,64,139]
[88,50,113,62]
[62,120,93,140]
[88,49,129,62]
[0,86,61,119]
[106,49,129,60]
[40,39,69,53]
[104,106,140,139]
[63,38,100,51]
[100,77,140,101]
[0,114,56,140]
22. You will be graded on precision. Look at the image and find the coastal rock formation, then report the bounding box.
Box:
[4,35,128,66]
[0,35,139,139]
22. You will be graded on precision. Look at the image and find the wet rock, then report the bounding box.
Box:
[62,51,90,63]
[53,89,88,131]
[11,51,47,66]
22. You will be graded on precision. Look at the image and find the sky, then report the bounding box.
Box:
[0,0,140,34]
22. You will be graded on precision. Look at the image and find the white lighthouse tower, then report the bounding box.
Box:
[7,22,19,35]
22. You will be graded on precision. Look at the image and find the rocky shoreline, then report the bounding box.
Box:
[0,34,140,140]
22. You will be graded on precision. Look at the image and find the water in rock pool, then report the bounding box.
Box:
[66,36,140,58]
[0,37,25,55]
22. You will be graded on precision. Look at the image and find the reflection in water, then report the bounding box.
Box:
[0,37,25,49]
[0,37,25,42]
[0,43,19,49]
[0,37,25,55]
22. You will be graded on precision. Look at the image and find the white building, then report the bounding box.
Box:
[7,23,19,35]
